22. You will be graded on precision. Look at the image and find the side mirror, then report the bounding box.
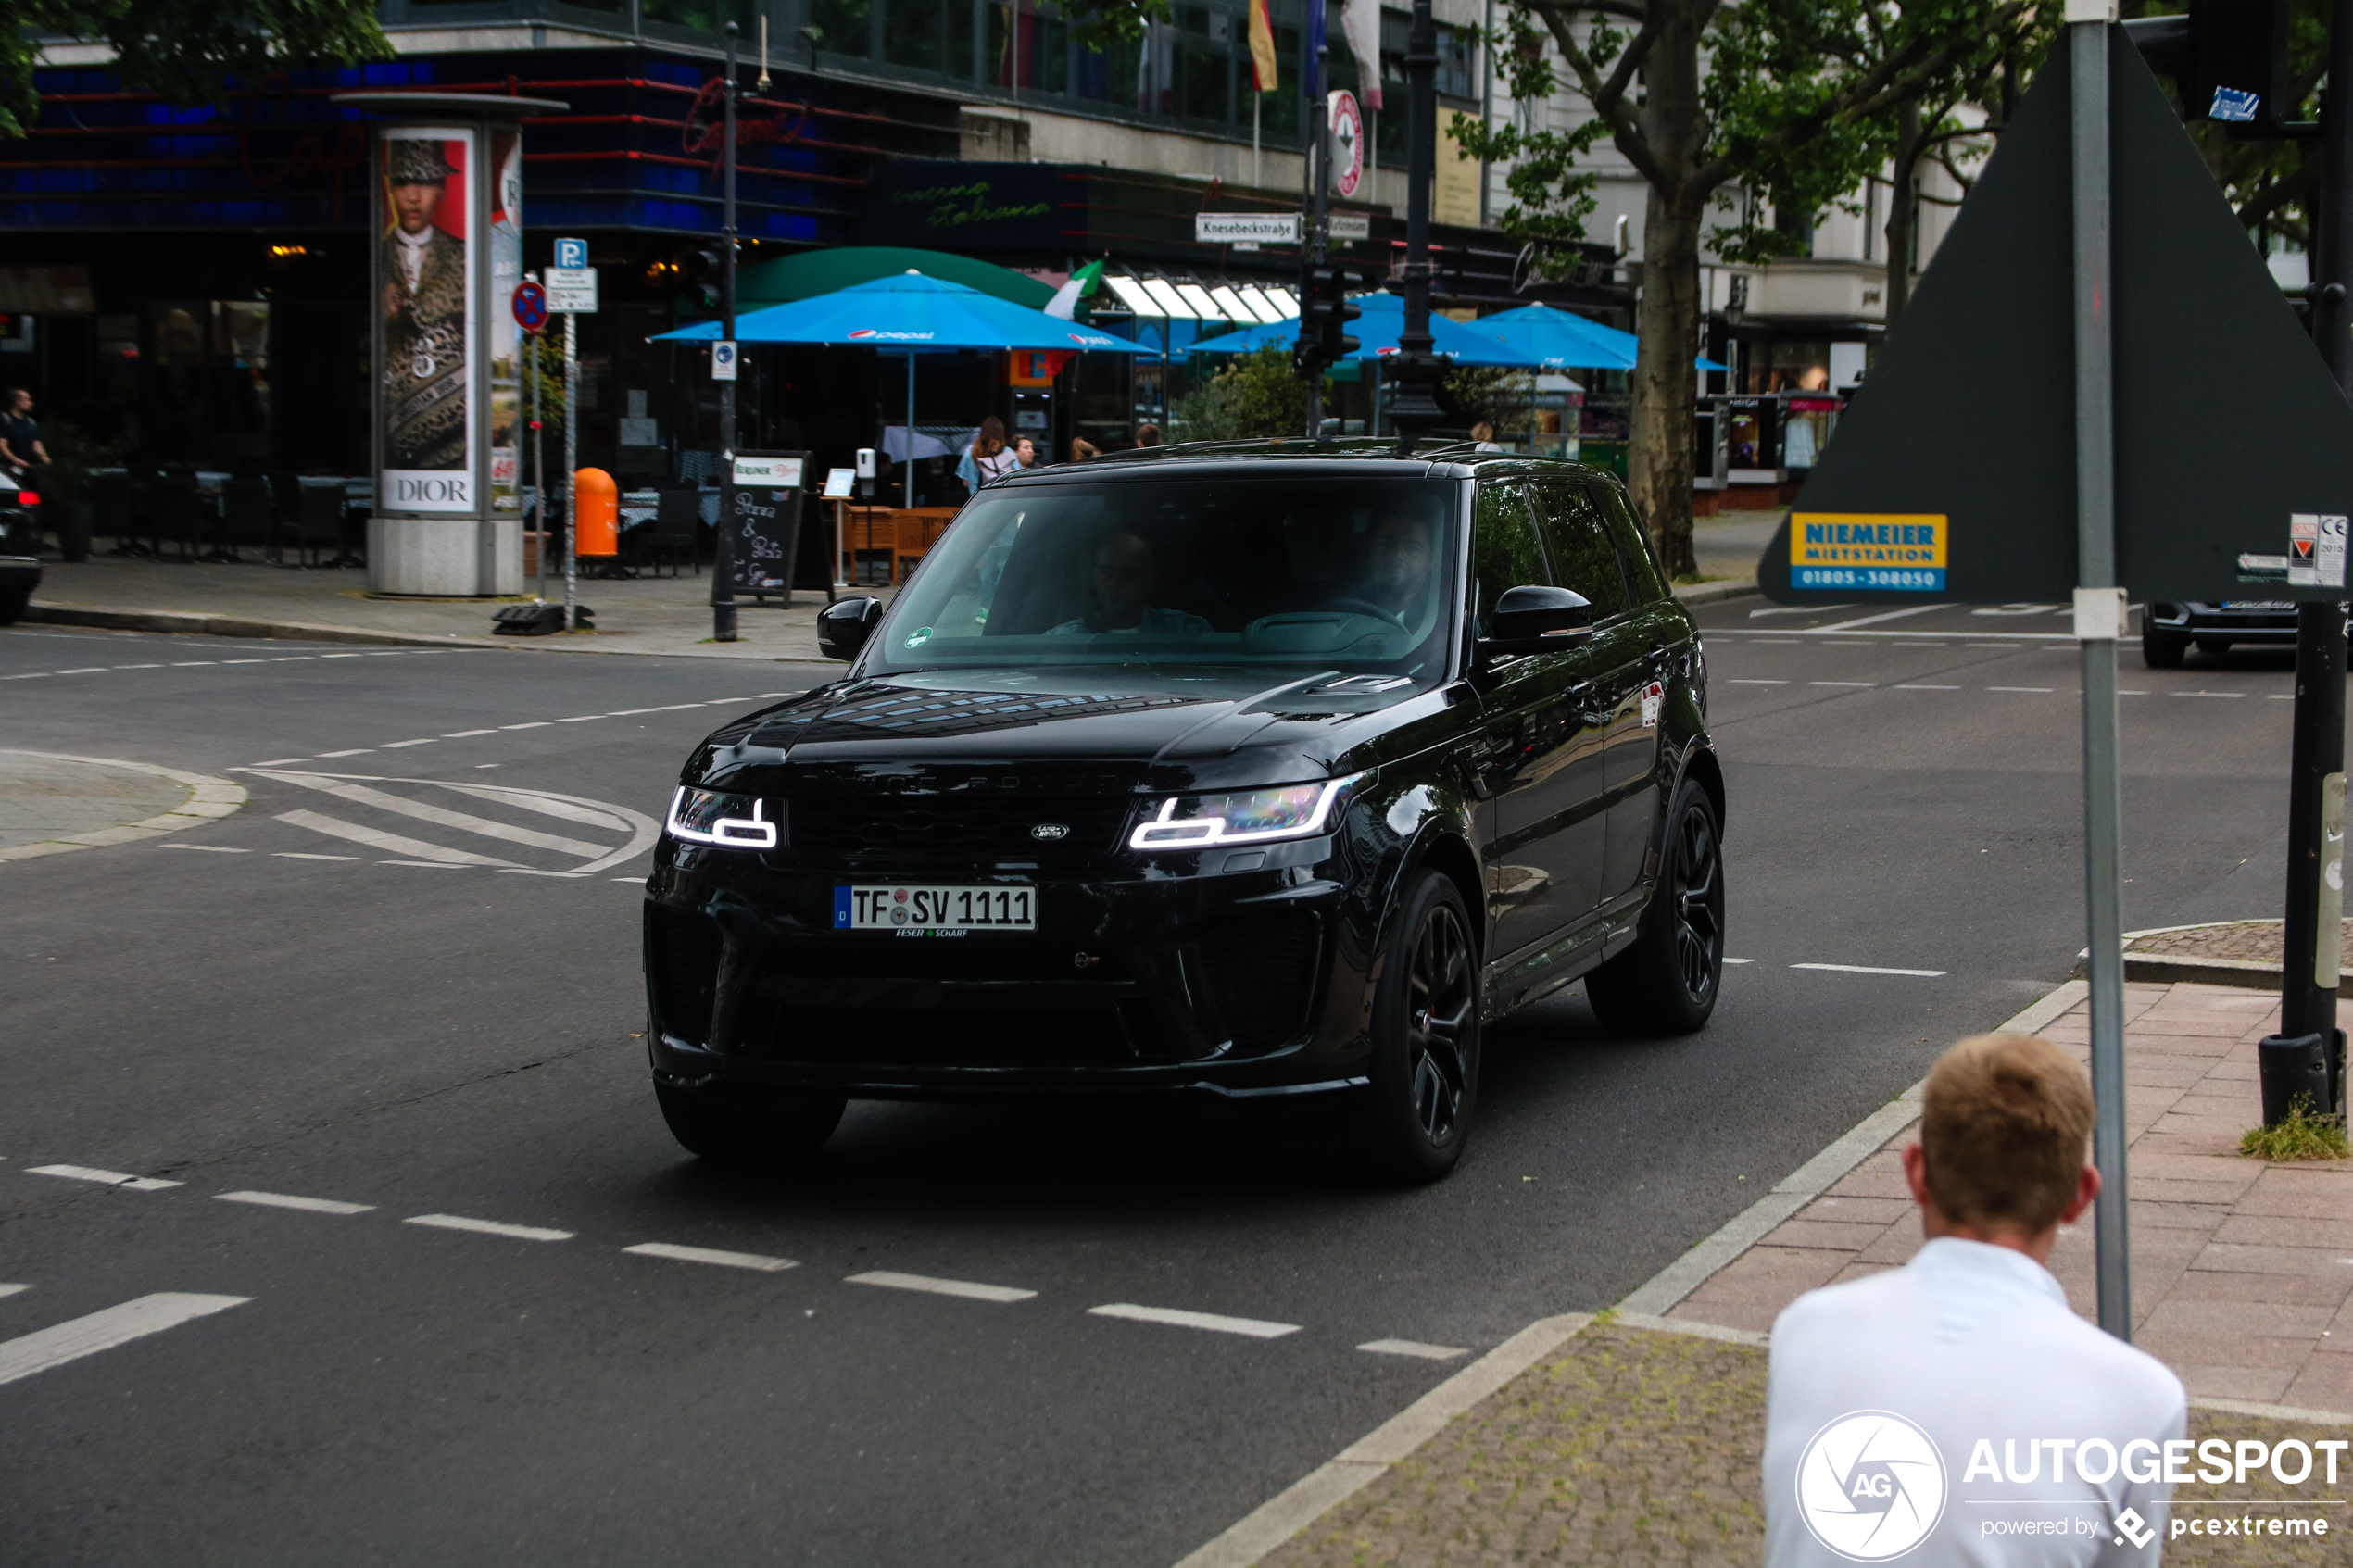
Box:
[1480,584,1593,659]
[816,596,884,661]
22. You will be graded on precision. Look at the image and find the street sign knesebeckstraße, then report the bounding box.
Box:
[1761,28,2353,608]
[1197,212,1301,245]
[711,340,738,382]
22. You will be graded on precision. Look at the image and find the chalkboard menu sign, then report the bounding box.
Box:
[724,450,808,604]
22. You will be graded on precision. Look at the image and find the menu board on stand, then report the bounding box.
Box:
[724,451,809,604]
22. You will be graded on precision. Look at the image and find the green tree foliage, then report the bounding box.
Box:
[2129,1,2328,246]
[1173,345,1316,441]
[3,0,392,138]
[1442,367,1538,437]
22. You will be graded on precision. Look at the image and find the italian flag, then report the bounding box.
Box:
[1043,258,1104,322]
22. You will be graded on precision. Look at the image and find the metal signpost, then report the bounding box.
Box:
[547,238,596,633]
[511,276,548,604]
[713,23,742,645]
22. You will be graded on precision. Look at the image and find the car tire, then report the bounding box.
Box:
[2141,625,2187,669]
[2195,638,2232,657]
[1360,870,1481,1184]
[655,1081,847,1165]
[1585,779,1725,1036]
[0,584,27,627]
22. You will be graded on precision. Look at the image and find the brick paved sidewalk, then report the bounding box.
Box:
[1667,981,2353,1412]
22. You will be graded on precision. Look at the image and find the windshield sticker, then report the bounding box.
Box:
[905,626,934,649]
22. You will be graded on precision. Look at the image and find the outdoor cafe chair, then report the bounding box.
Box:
[220,479,275,563]
[292,483,345,568]
[146,478,203,561]
[640,487,701,578]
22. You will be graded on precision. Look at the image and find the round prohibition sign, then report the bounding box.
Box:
[510,279,549,332]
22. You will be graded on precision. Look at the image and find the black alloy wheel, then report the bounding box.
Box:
[2141,621,2187,669]
[1363,871,1480,1182]
[1586,779,1725,1036]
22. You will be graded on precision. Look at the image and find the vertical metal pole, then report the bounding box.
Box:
[1253,92,1262,189]
[905,352,916,508]
[2069,7,2131,1343]
[530,326,545,603]
[2281,0,2353,1116]
[713,22,741,643]
[563,309,579,631]
[1385,0,1444,453]
[1305,44,1330,440]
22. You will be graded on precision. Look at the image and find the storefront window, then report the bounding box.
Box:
[641,0,754,32]
[812,0,872,57]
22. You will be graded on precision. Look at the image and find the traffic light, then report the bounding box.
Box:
[684,241,732,309]
[1294,264,1365,378]
[2127,0,2290,130]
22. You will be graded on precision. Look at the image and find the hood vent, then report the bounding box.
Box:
[802,688,1202,742]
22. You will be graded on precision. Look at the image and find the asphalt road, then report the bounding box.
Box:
[0,608,2309,1565]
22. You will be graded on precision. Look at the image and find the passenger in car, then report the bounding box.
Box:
[1342,506,1442,626]
[1047,531,1215,635]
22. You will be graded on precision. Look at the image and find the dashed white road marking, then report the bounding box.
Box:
[1791,962,1947,978]
[846,1271,1037,1303]
[380,739,436,749]
[29,1164,182,1191]
[0,1293,250,1387]
[2171,690,2246,698]
[261,773,607,859]
[248,758,309,767]
[1723,957,1755,965]
[1728,679,1787,685]
[555,715,604,723]
[160,843,246,853]
[217,1190,374,1216]
[1088,1303,1302,1339]
[381,859,470,869]
[1985,685,2055,693]
[1357,1338,1468,1361]
[404,1213,573,1242]
[274,851,358,861]
[625,1242,797,1272]
[500,721,552,731]
[1894,684,1961,690]
[315,748,374,759]
[57,667,108,674]
[0,1284,26,1300]
[443,729,499,737]
[1808,681,1874,688]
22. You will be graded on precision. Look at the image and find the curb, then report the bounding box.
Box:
[0,750,246,864]
[1672,579,1760,607]
[1161,978,2092,1568]
[2068,921,2347,995]
[24,602,504,650]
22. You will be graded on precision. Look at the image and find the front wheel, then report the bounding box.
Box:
[1585,780,1725,1036]
[655,1081,846,1165]
[1359,871,1480,1184]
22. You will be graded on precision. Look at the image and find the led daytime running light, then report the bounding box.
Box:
[666,785,779,850]
[1128,773,1363,852]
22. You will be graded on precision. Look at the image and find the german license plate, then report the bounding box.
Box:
[835,884,1036,934]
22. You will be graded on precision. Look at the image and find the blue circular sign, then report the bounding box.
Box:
[511,280,549,332]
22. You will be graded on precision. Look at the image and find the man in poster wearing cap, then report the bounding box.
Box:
[381,138,469,472]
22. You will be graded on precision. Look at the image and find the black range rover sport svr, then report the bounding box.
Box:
[644,444,1725,1180]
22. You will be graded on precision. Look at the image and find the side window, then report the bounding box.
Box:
[1530,483,1631,620]
[1590,482,1670,604]
[1471,481,1550,638]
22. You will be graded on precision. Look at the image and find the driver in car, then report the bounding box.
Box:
[1049,531,1214,635]
[1336,506,1441,627]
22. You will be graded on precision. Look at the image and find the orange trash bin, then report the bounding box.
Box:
[573,467,618,557]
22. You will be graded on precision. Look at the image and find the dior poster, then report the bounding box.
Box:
[377,127,476,512]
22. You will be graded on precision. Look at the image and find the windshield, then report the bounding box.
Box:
[864,476,1464,679]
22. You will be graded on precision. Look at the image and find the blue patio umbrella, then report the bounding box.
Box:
[654,271,1139,506]
[1458,303,1730,373]
[1187,291,1544,368]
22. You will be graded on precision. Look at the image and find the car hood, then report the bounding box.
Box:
[688,665,1467,796]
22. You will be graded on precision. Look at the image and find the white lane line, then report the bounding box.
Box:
[1894,684,1960,690]
[404,1213,573,1242]
[270,656,312,662]
[500,721,552,731]
[273,809,520,867]
[1727,679,1788,685]
[443,729,499,737]
[431,783,635,834]
[624,1242,798,1272]
[321,653,364,659]
[223,659,268,665]
[613,877,643,883]
[58,667,107,674]
[2,671,52,679]
[0,1293,250,1388]
[380,739,436,749]
[846,1271,1037,1303]
[28,1164,182,1190]
[1807,681,1875,688]
[1357,1338,1469,1361]
[170,661,216,668]
[115,663,165,670]
[1791,962,1948,978]
[655,703,704,710]
[2171,690,2246,698]
[160,844,246,853]
[274,851,358,861]
[315,748,374,759]
[260,775,606,859]
[1965,643,2016,649]
[1088,1303,1302,1339]
[380,859,470,869]
[0,1284,26,1299]
[2269,693,2296,700]
[607,708,658,716]
[497,868,587,878]
[248,758,310,767]
[1723,957,1756,964]
[555,716,604,723]
[1985,685,2055,693]
[217,1190,373,1215]
[2120,689,2149,696]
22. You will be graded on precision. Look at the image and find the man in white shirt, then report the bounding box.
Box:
[1764,1033,2186,1565]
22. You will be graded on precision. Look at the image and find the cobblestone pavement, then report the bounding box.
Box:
[2127,919,2353,970]
[1258,1320,2343,1567]
[0,750,243,860]
[1669,983,2353,1411]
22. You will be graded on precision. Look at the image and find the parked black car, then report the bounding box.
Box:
[0,476,41,625]
[643,444,1725,1179]
[2141,600,2296,666]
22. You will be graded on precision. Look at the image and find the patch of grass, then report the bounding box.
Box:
[2239,1096,2351,1161]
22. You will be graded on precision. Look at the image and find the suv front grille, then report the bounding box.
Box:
[788,794,1135,863]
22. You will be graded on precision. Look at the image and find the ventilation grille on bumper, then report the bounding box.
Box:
[650,907,724,1044]
[1197,913,1320,1048]
[788,794,1134,863]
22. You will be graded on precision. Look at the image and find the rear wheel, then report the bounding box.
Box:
[1585,780,1725,1036]
[655,1081,846,1165]
[0,583,27,626]
[1360,871,1480,1183]
[2141,623,2187,668]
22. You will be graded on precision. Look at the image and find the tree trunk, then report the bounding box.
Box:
[1630,187,1701,577]
[1883,100,1923,330]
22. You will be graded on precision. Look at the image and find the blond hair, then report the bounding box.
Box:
[1919,1034,2095,1233]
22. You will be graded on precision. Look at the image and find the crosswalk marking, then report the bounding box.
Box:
[261,774,609,859]
[846,1271,1037,1303]
[29,1164,182,1191]
[1088,1303,1302,1339]
[274,809,518,866]
[625,1243,797,1272]
[0,1293,249,1387]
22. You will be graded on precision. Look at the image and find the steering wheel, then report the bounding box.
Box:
[1318,596,1405,626]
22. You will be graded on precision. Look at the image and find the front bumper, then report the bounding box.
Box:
[642,835,1376,1099]
[2145,602,2296,644]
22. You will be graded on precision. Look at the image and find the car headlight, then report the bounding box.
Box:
[666,785,779,849]
[1128,772,1364,851]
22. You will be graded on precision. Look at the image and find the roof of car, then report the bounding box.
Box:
[999,438,1623,485]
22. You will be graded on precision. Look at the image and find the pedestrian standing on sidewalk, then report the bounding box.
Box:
[957,416,1019,496]
[1763,1033,2185,1565]
[0,388,48,482]
[1013,435,1040,469]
